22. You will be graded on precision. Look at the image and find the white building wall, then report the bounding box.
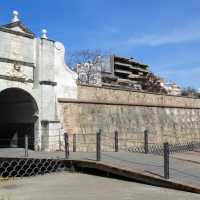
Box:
[164,82,181,96]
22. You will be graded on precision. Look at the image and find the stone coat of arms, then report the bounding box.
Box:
[4,63,28,80]
[10,37,23,60]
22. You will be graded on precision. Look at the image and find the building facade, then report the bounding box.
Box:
[102,55,149,88]
[72,61,102,86]
[164,81,181,95]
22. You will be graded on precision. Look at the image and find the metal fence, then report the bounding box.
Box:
[0,134,66,159]
[0,129,200,181]
[0,158,66,180]
[65,130,200,155]
[64,130,200,180]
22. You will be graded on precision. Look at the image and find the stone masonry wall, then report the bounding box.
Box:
[77,85,200,107]
[59,85,200,152]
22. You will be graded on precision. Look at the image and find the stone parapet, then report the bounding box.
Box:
[77,85,200,107]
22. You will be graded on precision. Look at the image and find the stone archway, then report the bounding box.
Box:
[0,88,39,150]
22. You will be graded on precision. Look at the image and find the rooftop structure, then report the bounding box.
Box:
[102,54,149,88]
[164,81,181,95]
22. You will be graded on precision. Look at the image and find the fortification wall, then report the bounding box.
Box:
[59,85,200,151]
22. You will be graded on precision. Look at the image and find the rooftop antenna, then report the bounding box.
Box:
[11,11,19,23]
[109,48,112,55]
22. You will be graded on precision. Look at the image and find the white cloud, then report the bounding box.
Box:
[101,25,119,34]
[126,21,200,46]
[157,67,200,76]
[153,58,200,70]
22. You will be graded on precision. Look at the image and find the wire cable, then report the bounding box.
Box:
[101,152,163,168]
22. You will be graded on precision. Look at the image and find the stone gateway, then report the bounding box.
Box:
[0,11,77,151]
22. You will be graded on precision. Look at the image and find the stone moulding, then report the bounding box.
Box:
[0,21,35,39]
[57,98,200,109]
[77,84,200,100]
[0,27,34,39]
[41,120,61,123]
[39,81,57,86]
[0,75,33,83]
[0,58,35,68]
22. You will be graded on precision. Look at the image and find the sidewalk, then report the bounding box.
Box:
[0,172,199,200]
[170,150,200,163]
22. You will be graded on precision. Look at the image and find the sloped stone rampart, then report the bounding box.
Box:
[59,85,200,151]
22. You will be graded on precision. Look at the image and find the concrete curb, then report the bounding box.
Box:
[72,159,200,194]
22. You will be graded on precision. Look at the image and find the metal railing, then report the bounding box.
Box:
[64,130,200,180]
[0,129,199,181]
[66,130,200,155]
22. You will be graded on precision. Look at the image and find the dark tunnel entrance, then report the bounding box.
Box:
[0,88,38,150]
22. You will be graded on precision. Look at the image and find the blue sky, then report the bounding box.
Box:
[0,0,200,89]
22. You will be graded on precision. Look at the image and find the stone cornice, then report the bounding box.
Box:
[39,81,57,86]
[0,75,34,83]
[0,58,35,68]
[41,120,61,123]
[57,98,200,109]
[0,21,35,39]
[0,26,35,39]
[77,84,200,100]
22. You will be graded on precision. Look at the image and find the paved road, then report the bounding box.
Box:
[0,172,199,200]
[170,150,200,163]
[0,148,200,192]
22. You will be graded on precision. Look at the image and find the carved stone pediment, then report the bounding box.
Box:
[0,21,35,38]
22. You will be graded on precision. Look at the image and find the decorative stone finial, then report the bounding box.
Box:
[11,11,19,23]
[41,29,48,39]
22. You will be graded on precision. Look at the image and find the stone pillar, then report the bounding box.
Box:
[41,120,61,151]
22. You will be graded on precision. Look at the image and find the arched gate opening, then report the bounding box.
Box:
[0,88,38,150]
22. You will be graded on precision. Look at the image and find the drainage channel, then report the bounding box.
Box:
[0,158,66,180]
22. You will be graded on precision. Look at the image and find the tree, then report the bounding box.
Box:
[67,49,105,85]
[137,73,166,93]
[181,86,199,97]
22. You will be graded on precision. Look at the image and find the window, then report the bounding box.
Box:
[89,74,98,84]
[96,65,101,71]
[79,73,87,81]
